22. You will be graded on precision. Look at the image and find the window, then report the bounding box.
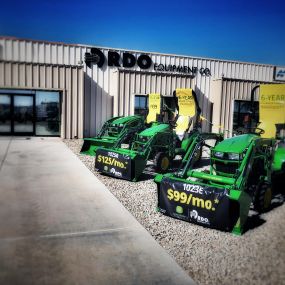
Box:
[0,89,61,136]
[134,95,148,116]
[233,100,259,131]
[36,91,60,136]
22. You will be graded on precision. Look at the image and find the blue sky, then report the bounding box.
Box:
[0,0,284,65]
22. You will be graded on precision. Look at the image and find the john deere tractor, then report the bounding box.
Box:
[155,83,285,235]
[95,88,203,181]
[80,93,162,156]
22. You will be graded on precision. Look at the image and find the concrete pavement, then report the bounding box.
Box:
[0,137,195,285]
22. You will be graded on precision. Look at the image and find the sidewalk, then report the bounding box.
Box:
[0,137,195,285]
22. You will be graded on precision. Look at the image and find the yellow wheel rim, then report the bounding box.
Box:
[161,157,169,170]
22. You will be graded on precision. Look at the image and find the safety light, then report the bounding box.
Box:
[228,153,240,160]
[214,151,224,158]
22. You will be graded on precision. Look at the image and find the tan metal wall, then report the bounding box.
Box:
[0,37,276,137]
[116,70,194,114]
[0,61,84,139]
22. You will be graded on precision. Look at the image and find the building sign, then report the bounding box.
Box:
[274,67,285,81]
[85,48,211,77]
[154,63,211,76]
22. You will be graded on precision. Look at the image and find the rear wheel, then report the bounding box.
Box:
[254,182,272,213]
[154,152,170,173]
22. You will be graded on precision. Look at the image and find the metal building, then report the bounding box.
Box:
[0,36,282,138]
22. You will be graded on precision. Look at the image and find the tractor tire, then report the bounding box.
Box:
[253,182,272,213]
[154,152,170,173]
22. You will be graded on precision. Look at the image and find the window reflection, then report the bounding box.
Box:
[0,95,11,132]
[36,91,60,136]
[134,95,148,116]
[14,96,34,133]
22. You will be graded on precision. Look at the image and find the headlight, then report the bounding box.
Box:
[214,151,224,158]
[228,153,239,160]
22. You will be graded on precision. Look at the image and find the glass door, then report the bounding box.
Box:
[35,91,60,136]
[0,95,12,133]
[13,95,35,134]
[0,94,35,135]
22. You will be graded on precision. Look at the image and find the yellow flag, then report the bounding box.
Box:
[146,93,161,124]
[259,84,285,138]
[175,88,196,117]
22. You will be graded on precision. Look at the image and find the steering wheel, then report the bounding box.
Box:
[244,127,265,135]
[234,127,265,136]
[255,127,265,135]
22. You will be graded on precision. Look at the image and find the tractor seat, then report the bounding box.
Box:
[175,115,192,140]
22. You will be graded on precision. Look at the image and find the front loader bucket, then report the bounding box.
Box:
[95,148,147,181]
[155,175,251,235]
[80,137,118,156]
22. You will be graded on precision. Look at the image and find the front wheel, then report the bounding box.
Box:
[154,152,170,173]
[253,182,272,213]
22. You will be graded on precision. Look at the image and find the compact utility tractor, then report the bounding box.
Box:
[155,132,275,235]
[95,88,202,181]
[155,83,285,235]
[80,93,162,156]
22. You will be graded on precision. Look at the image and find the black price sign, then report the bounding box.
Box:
[95,148,132,180]
[158,177,238,231]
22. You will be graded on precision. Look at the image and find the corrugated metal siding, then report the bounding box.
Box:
[220,78,272,138]
[117,70,194,115]
[0,37,276,136]
[0,61,84,139]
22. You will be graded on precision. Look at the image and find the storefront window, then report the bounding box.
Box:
[0,95,11,133]
[0,89,61,136]
[134,95,148,116]
[36,91,60,136]
[233,100,259,131]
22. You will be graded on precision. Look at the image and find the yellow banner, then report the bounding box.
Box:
[146,93,161,123]
[175,88,196,117]
[259,84,285,138]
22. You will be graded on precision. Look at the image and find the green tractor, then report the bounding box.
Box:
[80,93,162,156]
[155,83,285,235]
[155,132,275,235]
[95,88,203,181]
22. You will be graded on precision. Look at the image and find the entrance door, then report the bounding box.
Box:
[0,95,12,134]
[0,94,35,135]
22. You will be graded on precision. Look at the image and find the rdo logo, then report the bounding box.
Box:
[189,210,210,225]
[190,210,198,219]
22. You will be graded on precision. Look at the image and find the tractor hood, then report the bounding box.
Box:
[139,124,170,137]
[111,115,142,125]
[213,134,258,154]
